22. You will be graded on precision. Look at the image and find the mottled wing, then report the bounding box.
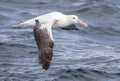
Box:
[34,20,55,70]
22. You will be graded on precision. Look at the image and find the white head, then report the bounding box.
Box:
[67,15,88,27]
[52,12,88,28]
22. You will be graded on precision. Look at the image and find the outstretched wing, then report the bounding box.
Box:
[34,20,56,70]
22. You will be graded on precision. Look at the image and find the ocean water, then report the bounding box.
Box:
[0,0,120,81]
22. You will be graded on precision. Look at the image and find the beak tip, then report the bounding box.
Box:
[85,23,88,28]
[77,19,88,28]
[82,23,88,28]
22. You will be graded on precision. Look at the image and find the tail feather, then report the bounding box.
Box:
[12,23,25,29]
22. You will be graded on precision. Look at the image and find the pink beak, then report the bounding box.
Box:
[77,19,88,27]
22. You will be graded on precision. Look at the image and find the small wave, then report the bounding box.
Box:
[50,68,120,81]
[87,25,120,35]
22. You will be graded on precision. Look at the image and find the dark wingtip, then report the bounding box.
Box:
[42,60,51,70]
[39,59,51,70]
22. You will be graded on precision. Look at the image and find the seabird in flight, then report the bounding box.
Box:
[13,12,88,70]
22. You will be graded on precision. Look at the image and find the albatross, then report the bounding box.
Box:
[13,12,88,70]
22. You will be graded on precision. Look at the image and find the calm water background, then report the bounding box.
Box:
[0,0,120,81]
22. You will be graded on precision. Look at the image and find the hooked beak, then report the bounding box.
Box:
[77,19,88,27]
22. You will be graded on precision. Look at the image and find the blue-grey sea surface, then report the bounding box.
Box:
[0,0,120,81]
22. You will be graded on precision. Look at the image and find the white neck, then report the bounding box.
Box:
[52,15,73,28]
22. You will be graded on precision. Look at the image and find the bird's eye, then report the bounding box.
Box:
[73,17,75,19]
